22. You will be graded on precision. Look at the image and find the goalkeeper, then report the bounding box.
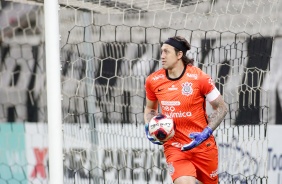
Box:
[144,36,227,184]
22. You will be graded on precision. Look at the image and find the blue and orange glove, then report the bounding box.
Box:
[181,126,213,151]
[145,123,163,145]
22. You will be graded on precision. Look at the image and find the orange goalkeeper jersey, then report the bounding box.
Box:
[145,65,217,153]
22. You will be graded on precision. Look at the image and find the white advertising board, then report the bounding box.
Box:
[268,125,282,184]
[1,123,281,183]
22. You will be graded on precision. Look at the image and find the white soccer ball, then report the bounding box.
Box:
[148,114,175,142]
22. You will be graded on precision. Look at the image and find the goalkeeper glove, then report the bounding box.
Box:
[145,123,163,145]
[181,126,213,151]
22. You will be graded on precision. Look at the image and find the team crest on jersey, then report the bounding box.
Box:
[181,82,193,96]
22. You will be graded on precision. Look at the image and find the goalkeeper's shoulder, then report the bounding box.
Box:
[146,68,166,81]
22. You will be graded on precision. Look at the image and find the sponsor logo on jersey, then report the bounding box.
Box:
[168,85,178,90]
[210,169,218,178]
[208,78,215,87]
[181,82,193,96]
[161,101,192,118]
[171,142,182,148]
[161,101,180,106]
[164,111,192,118]
[162,106,176,111]
[152,74,165,80]
[186,73,198,79]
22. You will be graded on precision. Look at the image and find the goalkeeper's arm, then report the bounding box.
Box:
[182,94,228,151]
[144,97,163,145]
[144,97,158,123]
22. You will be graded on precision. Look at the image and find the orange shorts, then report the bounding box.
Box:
[166,146,218,183]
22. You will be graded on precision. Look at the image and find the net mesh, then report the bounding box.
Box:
[0,0,279,183]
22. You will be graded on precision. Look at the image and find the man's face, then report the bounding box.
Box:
[161,44,181,70]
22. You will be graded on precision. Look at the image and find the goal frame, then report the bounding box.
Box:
[38,1,273,183]
[44,1,63,184]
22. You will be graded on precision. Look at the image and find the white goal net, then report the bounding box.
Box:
[0,0,280,183]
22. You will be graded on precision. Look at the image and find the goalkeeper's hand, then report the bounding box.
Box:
[181,126,213,151]
[145,123,163,145]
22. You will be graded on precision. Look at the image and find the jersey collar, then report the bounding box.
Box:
[166,64,187,81]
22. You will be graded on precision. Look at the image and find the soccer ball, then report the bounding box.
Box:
[148,114,175,142]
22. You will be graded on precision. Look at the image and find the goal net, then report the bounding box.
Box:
[0,0,278,183]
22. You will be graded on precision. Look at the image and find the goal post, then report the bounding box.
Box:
[44,1,63,184]
[58,1,274,183]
